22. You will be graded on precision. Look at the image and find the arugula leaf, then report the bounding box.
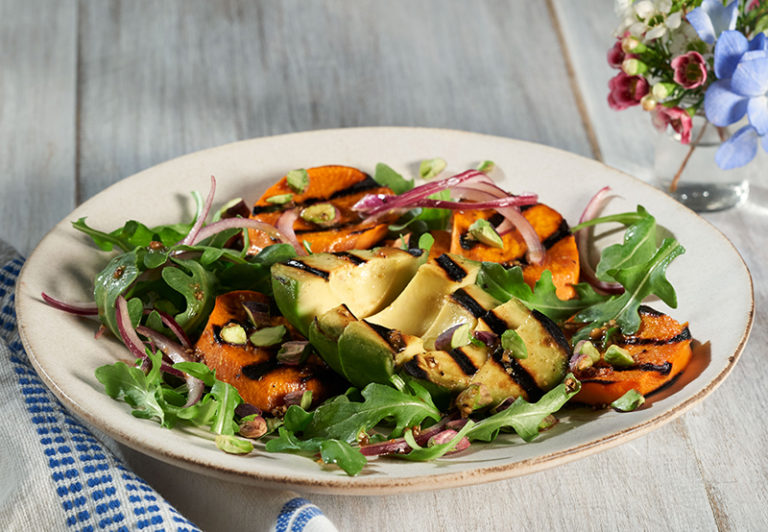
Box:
[476,264,604,322]
[593,206,657,282]
[73,217,191,252]
[319,440,368,476]
[400,422,475,462]
[209,379,242,436]
[95,351,168,426]
[302,383,441,442]
[373,163,413,194]
[93,250,144,336]
[161,258,217,334]
[573,237,685,341]
[466,375,581,442]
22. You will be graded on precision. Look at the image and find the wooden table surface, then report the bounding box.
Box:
[3,1,766,530]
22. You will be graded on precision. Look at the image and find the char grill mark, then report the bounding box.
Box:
[613,361,673,375]
[242,361,279,380]
[252,173,379,215]
[482,310,509,336]
[448,348,479,376]
[334,251,367,265]
[283,259,330,280]
[402,359,430,380]
[618,326,692,346]
[435,255,468,281]
[450,288,488,319]
[491,347,543,401]
[540,218,570,249]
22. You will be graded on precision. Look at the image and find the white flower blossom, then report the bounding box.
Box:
[613,0,685,42]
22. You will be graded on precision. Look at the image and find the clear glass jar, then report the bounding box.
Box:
[654,116,755,212]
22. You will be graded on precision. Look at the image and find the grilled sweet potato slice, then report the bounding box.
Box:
[194,290,339,414]
[572,307,693,406]
[248,165,397,254]
[449,204,579,299]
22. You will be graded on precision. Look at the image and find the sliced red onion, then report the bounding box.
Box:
[116,296,150,361]
[136,325,204,407]
[180,175,217,246]
[434,324,465,351]
[144,308,192,349]
[428,429,471,454]
[575,187,624,294]
[359,438,413,456]
[41,292,98,316]
[353,169,486,216]
[395,195,537,211]
[472,330,498,347]
[189,217,297,249]
[276,209,307,255]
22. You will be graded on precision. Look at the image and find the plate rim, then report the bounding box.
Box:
[15,126,755,494]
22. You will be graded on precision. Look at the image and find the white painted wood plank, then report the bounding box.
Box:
[0,0,77,256]
[76,0,593,201]
[552,0,656,182]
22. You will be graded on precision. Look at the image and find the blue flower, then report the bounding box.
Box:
[715,124,767,170]
[686,0,738,44]
[704,31,768,168]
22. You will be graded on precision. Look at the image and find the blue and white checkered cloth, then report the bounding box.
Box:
[0,241,337,532]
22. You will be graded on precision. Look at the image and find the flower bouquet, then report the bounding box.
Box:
[607,0,768,208]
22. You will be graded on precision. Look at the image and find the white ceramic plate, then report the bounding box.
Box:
[16,127,753,495]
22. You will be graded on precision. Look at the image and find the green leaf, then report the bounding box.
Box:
[594,207,657,282]
[72,217,132,252]
[476,264,605,323]
[265,427,327,453]
[161,258,217,333]
[319,439,368,476]
[400,422,475,462]
[209,379,242,435]
[373,163,413,194]
[283,404,314,433]
[574,238,685,341]
[467,375,581,442]
[93,250,144,337]
[302,383,441,442]
[95,352,167,426]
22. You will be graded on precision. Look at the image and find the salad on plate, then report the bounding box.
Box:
[43,161,693,476]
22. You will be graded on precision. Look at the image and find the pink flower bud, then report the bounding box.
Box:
[652,106,693,144]
[607,40,626,69]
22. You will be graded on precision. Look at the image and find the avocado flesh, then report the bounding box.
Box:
[271,248,422,336]
[401,343,488,391]
[366,254,481,337]
[455,298,571,412]
[308,304,357,377]
[420,284,500,350]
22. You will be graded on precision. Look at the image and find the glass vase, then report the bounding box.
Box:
[654,117,752,212]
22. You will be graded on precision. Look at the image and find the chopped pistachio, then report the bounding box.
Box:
[215,434,254,454]
[611,389,645,412]
[501,329,528,359]
[249,325,286,347]
[575,341,601,364]
[468,219,504,248]
[418,232,435,255]
[450,323,472,349]
[455,383,492,416]
[419,157,447,180]
[604,344,634,367]
[266,193,294,205]
[238,416,268,439]
[286,168,310,193]
[300,390,313,410]
[300,203,338,227]
[476,160,495,173]
[220,323,248,345]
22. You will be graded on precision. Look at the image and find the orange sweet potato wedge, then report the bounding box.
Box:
[248,165,397,254]
[449,204,579,299]
[572,307,693,406]
[194,290,339,414]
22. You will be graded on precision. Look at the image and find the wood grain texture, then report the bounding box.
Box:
[0,0,77,256]
[551,0,656,181]
[76,0,592,201]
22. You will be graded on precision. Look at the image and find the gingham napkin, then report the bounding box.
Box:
[0,240,337,532]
